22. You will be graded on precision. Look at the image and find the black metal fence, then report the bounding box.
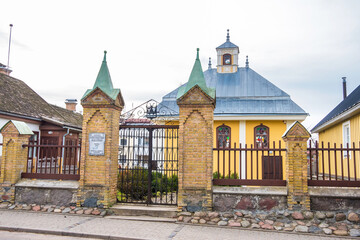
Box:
[117,125,178,205]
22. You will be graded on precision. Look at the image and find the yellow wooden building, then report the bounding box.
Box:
[158,30,308,180]
[311,82,360,180]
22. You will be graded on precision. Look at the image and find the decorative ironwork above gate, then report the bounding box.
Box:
[120,99,178,125]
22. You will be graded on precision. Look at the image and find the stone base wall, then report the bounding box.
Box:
[14,179,78,206]
[0,183,14,202]
[213,186,287,212]
[311,197,360,211]
[179,189,213,212]
[214,186,360,212]
[78,185,107,208]
[214,193,287,212]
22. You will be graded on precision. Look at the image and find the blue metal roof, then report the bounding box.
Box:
[216,30,239,49]
[312,84,360,132]
[216,41,239,49]
[160,67,307,117]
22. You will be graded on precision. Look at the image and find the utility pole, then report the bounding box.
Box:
[7,24,13,75]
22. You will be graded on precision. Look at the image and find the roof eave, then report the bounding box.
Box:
[214,114,308,121]
[0,110,42,122]
[40,116,82,131]
[311,103,360,133]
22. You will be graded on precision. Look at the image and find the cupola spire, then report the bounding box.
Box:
[226,29,230,42]
[208,57,212,69]
[245,55,249,68]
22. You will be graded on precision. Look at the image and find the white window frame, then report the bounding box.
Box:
[342,121,351,158]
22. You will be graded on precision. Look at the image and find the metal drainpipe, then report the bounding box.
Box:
[62,128,70,173]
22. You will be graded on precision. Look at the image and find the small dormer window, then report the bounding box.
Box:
[223,54,232,65]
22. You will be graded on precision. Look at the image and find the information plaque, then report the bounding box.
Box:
[89,133,105,156]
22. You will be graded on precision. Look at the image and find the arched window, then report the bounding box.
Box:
[254,124,269,148]
[217,124,231,148]
[223,54,232,65]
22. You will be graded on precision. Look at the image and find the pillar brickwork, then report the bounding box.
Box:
[78,90,123,208]
[177,86,215,212]
[0,121,32,203]
[282,121,311,210]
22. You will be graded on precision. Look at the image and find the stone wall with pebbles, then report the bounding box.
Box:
[177,209,360,237]
[214,194,287,212]
[0,203,107,216]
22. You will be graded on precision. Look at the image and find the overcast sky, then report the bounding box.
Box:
[0,0,359,130]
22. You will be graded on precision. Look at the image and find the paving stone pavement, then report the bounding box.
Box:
[0,210,353,240]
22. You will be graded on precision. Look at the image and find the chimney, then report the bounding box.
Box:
[65,99,77,112]
[342,77,347,100]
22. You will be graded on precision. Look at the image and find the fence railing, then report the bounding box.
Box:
[213,141,286,186]
[0,143,2,175]
[21,142,81,180]
[308,141,360,187]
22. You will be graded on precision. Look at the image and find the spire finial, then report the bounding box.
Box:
[245,55,249,68]
[196,48,199,60]
[208,57,212,69]
[103,50,107,62]
[226,29,230,42]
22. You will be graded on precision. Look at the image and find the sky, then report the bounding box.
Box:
[0,0,359,131]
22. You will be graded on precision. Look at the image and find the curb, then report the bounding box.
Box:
[175,222,358,239]
[0,208,105,218]
[0,226,145,240]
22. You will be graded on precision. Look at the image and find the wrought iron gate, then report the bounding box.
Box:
[117,125,178,205]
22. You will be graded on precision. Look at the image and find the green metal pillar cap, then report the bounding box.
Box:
[0,120,34,135]
[82,51,121,101]
[177,48,215,100]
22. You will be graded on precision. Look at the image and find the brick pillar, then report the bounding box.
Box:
[177,86,215,212]
[0,121,32,203]
[282,121,311,210]
[78,91,124,208]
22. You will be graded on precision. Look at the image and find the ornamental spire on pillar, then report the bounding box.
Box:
[82,51,124,106]
[176,48,215,100]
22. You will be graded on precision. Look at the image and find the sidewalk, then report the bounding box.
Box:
[0,209,350,240]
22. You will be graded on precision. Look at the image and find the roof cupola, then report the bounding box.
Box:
[216,29,239,74]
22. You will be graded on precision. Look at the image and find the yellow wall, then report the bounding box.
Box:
[350,114,360,143]
[213,120,288,180]
[165,119,300,181]
[245,121,287,180]
[318,124,343,145]
[317,113,360,179]
[164,121,179,175]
